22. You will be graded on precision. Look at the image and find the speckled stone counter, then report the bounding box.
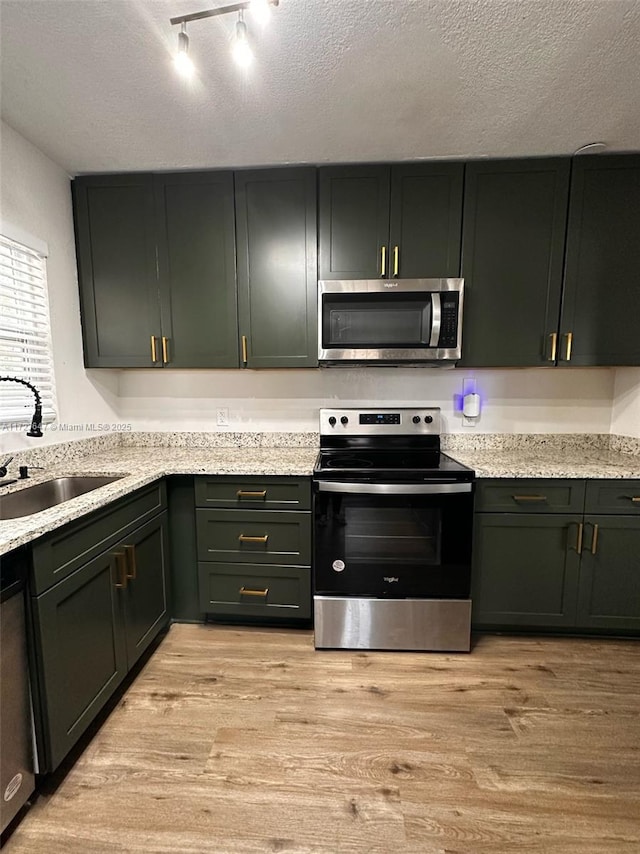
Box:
[2,430,639,556]
[0,443,318,556]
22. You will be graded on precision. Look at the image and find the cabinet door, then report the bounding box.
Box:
[155,172,238,368]
[561,154,640,366]
[73,174,161,368]
[119,514,170,669]
[318,165,390,280]
[235,168,318,368]
[472,513,582,628]
[576,515,640,631]
[460,159,570,367]
[388,163,463,278]
[34,550,127,771]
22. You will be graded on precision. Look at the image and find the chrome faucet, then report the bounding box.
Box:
[0,376,43,437]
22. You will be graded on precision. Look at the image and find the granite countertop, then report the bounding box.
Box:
[0,445,318,556]
[1,432,639,556]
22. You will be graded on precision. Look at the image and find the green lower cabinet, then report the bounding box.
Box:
[472,513,582,628]
[575,515,640,631]
[198,562,311,621]
[120,515,170,669]
[196,508,311,565]
[33,511,170,772]
[34,550,128,771]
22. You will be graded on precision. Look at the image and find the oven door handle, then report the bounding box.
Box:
[316,481,473,495]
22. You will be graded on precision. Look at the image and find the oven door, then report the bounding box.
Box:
[313,481,473,598]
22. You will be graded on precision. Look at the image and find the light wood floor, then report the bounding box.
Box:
[5,625,640,853]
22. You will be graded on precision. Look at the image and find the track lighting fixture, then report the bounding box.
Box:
[170,0,279,76]
[173,23,194,78]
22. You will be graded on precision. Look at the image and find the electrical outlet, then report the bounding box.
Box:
[216,407,229,427]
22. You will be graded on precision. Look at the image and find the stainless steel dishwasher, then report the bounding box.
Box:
[1,547,36,834]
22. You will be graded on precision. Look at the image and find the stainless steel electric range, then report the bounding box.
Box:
[313,408,475,652]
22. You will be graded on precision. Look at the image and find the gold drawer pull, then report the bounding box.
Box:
[575,522,583,555]
[239,587,269,598]
[563,331,573,361]
[238,534,269,544]
[162,336,169,364]
[380,245,386,277]
[241,335,248,365]
[237,490,267,499]
[591,523,599,555]
[512,495,548,502]
[548,332,557,361]
[150,335,158,363]
[393,245,399,277]
[123,544,137,581]
[630,497,640,503]
[113,551,128,589]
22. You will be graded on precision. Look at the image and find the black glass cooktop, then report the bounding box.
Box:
[315,450,474,480]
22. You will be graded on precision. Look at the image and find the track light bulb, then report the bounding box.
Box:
[250,0,271,26]
[174,24,194,78]
[232,15,253,68]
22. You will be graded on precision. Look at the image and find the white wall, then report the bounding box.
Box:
[115,366,616,435]
[0,120,119,455]
[0,121,627,445]
[611,368,640,438]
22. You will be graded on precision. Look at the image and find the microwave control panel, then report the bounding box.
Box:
[438,294,459,348]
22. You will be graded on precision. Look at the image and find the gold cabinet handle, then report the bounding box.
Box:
[629,497,640,503]
[113,551,128,589]
[380,245,387,277]
[591,523,599,555]
[237,490,267,499]
[239,587,269,598]
[123,544,137,581]
[238,534,269,544]
[241,335,248,365]
[548,332,557,362]
[161,336,169,364]
[575,522,583,555]
[512,495,548,502]
[393,245,399,277]
[150,335,158,363]
[563,332,573,361]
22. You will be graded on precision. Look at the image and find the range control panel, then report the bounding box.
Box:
[320,408,441,436]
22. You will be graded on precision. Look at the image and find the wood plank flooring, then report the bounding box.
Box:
[4,625,640,853]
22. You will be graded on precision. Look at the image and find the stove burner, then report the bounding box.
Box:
[326,456,373,469]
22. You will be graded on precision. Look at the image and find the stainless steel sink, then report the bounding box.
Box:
[0,476,123,520]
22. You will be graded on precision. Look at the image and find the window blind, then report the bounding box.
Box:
[0,234,57,428]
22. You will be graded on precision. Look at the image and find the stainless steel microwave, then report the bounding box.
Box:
[318,278,464,365]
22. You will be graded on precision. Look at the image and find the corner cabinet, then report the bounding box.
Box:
[73,174,161,367]
[30,482,169,772]
[459,159,570,367]
[560,154,640,366]
[235,168,318,368]
[472,478,640,634]
[318,163,463,280]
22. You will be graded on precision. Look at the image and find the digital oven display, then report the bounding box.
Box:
[359,413,401,425]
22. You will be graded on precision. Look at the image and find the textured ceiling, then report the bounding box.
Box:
[1,0,639,174]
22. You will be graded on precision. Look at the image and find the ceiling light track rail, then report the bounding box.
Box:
[170,0,278,27]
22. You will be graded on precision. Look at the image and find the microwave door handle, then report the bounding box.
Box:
[429,293,441,348]
[317,481,473,495]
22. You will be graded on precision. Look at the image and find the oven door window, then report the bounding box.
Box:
[323,294,432,349]
[314,491,472,599]
[345,506,441,565]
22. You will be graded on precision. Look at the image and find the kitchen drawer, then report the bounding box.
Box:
[196,509,311,565]
[584,480,640,515]
[195,476,311,511]
[475,479,585,514]
[198,562,311,620]
[32,481,167,594]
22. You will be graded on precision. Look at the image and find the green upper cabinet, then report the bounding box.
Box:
[560,154,640,366]
[318,163,463,280]
[73,174,161,368]
[460,159,570,367]
[235,168,318,368]
[154,172,238,368]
